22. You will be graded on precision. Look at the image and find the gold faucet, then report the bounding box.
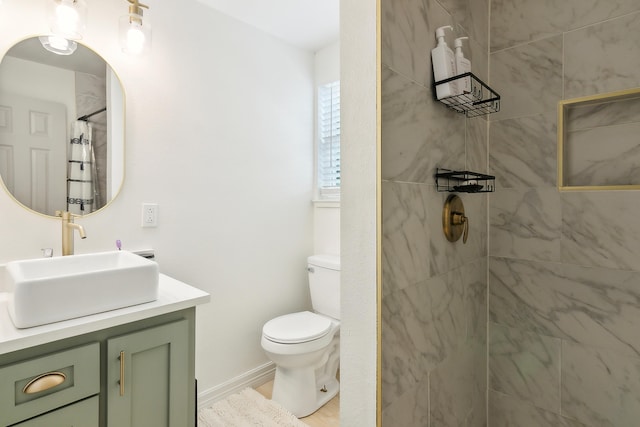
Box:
[55,211,87,256]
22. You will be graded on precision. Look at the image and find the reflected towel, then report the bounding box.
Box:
[68,121,95,214]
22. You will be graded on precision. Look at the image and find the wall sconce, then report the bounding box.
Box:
[45,0,87,40]
[119,0,151,55]
[39,35,78,55]
[41,0,87,55]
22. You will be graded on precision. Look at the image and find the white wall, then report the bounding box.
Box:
[313,202,341,255]
[313,41,341,256]
[340,0,379,424]
[0,0,314,398]
[315,41,340,86]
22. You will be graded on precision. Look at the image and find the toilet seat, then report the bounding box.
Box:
[263,311,332,344]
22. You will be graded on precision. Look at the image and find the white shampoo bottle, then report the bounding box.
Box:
[454,36,472,96]
[431,25,456,100]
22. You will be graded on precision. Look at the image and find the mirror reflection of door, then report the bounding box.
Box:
[0,93,67,216]
[0,37,125,217]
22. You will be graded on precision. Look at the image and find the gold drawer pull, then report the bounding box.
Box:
[23,372,67,394]
[119,351,125,396]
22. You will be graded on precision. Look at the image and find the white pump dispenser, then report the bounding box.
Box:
[431,25,457,100]
[454,36,472,96]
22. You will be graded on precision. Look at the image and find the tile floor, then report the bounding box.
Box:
[255,380,339,427]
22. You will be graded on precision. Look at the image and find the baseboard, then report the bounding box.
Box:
[197,362,275,410]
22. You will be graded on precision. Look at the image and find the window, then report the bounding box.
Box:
[317,81,340,200]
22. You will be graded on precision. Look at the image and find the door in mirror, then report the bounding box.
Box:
[0,37,125,217]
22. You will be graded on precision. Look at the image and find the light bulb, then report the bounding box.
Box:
[47,0,87,40]
[39,35,78,55]
[55,1,80,35]
[119,11,151,55]
[50,35,71,50]
[126,23,146,55]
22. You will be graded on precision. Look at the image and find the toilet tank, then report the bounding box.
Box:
[307,254,340,320]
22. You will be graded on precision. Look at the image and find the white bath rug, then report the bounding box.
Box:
[198,388,310,427]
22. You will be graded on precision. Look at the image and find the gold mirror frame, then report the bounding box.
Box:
[558,87,640,191]
[0,36,126,219]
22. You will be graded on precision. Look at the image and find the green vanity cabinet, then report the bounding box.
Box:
[0,342,100,426]
[14,396,99,426]
[106,319,190,427]
[0,308,196,427]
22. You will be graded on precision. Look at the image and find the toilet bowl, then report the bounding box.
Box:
[261,255,340,418]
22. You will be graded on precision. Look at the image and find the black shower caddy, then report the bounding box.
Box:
[434,72,500,118]
[435,168,495,193]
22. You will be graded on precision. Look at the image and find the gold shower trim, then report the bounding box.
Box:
[376,0,382,425]
[557,87,640,192]
[442,195,469,244]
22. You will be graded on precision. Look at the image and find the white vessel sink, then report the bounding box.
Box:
[5,251,159,328]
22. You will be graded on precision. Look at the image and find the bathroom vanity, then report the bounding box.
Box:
[0,274,209,427]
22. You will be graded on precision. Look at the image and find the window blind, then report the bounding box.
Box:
[318,81,341,198]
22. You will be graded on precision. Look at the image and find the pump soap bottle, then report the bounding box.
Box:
[454,36,472,96]
[431,25,456,100]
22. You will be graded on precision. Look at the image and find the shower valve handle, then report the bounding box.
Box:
[452,212,469,244]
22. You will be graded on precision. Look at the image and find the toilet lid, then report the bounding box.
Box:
[263,311,332,344]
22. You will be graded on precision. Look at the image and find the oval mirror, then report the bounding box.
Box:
[0,37,124,217]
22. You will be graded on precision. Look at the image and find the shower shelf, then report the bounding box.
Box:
[434,72,500,118]
[435,168,495,193]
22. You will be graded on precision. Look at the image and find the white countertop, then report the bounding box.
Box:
[0,273,210,355]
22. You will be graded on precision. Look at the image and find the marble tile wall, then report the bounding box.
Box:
[489,323,561,413]
[381,0,489,425]
[75,72,107,211]
[489,2,640,426]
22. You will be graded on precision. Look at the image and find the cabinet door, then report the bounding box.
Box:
[14,396,99,427]
[106,320,190,427]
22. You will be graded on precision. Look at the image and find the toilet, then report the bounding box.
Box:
[261,254,340,418]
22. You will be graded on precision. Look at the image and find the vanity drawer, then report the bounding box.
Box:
[13,395,99,427]
[0,342,100,426]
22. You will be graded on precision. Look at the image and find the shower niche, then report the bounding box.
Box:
[558,87,640,191]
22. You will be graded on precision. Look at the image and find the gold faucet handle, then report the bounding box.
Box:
[55,210,73,220]
[452,212,469,244]
[462,215,468,244]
